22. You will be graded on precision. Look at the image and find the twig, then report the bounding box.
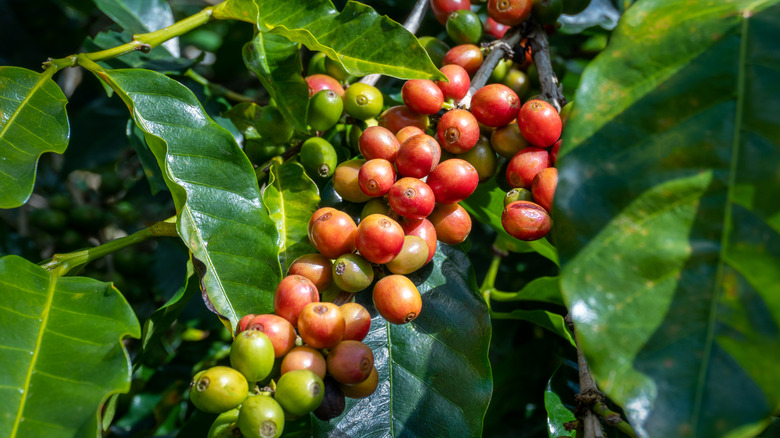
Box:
[359,0,429,87]
[459,26,524,108]
[527,23,566,112]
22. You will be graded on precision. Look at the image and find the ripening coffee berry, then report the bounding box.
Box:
[344,83,384,120]
[308,89,343,132]
[459,136,498,182]
[237,395,285,438]
[245,314,297,358]
[517,99,562,147]
[388,178,436,219]
[506,147,550,189]
[436,64,471,101]
[190,366,249,414]
[372,275,423,324]
[402,79,444,115]
[488,0,533,26]
[237,314,257,335]
[359,159,397,197]
[308,207,337,241]
[504,187,534,206]
[281,346,327,379]
[470,84,521,128]
[230,330,275,382]
[340,302,372,342]
[355,214,405,264]
[428,203,472,245]
[550,139,561,165]
[437,109,480,154]
[274,275,319,328]
[484,17,510,39]
[396,134,442,178]
[361,197,391,219]
[378,105,429,134]
[341,366,379,399]
[309,209,358,258]
[446,9,484,45]
[396,126,425,144]
[300,137,338,179]
[332,253,374,293]
[426,159,479,204]
[443,44,484,76]
[501,200,552,240]
[327,340,375,385]
[208,408,241,438]
[359,126,400,162]
[333,159,373,203]
[385,235,429,275]
[430,0,471,24]
[314,377,346,421]
[531,167,558,213]
[274,369,325,417]
[288,253,333,293]
[306,74,345,97]
[298,302,345,349]
[491,122,530,158]
[400,217,438,264]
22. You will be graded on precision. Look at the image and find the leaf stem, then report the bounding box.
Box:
[40,217,178,276]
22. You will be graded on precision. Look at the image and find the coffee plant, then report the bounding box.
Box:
[1,0,778,437]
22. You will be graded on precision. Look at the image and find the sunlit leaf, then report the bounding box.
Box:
[92,0,179,56]
[545,360,578,438]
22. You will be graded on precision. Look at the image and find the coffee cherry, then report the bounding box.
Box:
[430,0,471,24]
[427,158,479,204]
[300,137,338,180]
[355,214,405,264]
[308,207,337,241]
[437,109,480,154]
[230,330,275,382]
[274,369,325,416]
[504,187,534,206]
[238,395,285,438]
[333,159,373,203]
[470,84,521,128]
[386,235,429,274]
[372,275,422,324]
[309,210,358,259]
[402,79,444,115]
[488,0,533,26]
[550,139,561,165]
[531,167,558,212]
[395,126,426,144]
[501,200,552,240]
[314,377,346,421]
[323,56,352,82]
[281,346,327,379]
[207,408,240,438]
[491,123,530,158]
[503,68,531,98]
[344,83,384,121]
[308,89,343,132]
[484,17,510,39]
[446,9,484,45]
[190,366,249,414]
[360,197,391,219]
[306,74,345,97]
[506,147,550,188]
[341,366,379,399]
[459,136,498,182]
[378,105,430,134]
[327,340,374,384]
[396,134,442,178]
[488,59,513,84]
[388,178,436,219]
[237,314,257,335]
[359,126,400,162]
[517,99,562,147]
[418,36,451,67]
[288,253,333,293]
[340,302,372,341]
[428,203,472,245]
[436,64,471,101]
[245,314,297,358]
[400,218,438,264]
[298,302,345,349]
[332,253,374,293]
[257,105,293,145]
[359,159,397,197]
[274,275,319,328]
[307,52,328,76]
[443,44,484,75]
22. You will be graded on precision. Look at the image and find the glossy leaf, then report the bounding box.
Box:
[94,67,282,330]
[313,244,492,437]
[92,0,179,56]
[0,255,140,438]
[0,67,69,208]
[494,276,564,305]
[545,360,578,438]
[556,1,780,437]
[262,162,320,272]
[494,309,575,347]
[84,30,195,72]
[462,176,559,264]
[214,0,445,81]
[126,119,167,195]
[243,32,309,132]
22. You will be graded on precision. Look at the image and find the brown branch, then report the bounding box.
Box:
[527,23,566,112]
[458,26,524,108]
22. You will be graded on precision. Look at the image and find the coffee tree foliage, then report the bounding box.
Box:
[0,0,778,437]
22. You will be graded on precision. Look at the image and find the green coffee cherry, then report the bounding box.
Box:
[257,105,294,145]
[307,52,328,76]
[308,89,343,132]
[300,137,338,180]
[274,369,325,417]
[238,394,285,438]
[418,36,450,67]
[460,137,498,182]
[504,188,534,206]
[532,0,564,25]
[324,57,352,82]
[446,10,483,45]
[189,366,249,414]
[207,408,240,438]
[385,235,429,275]
[230,330,275,382]
[344,83,383,121]
[332,253,375,293]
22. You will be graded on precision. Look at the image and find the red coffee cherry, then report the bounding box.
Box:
[298,302,345,349]
[501,200,552,241]
[488,0,533,26]
[340,302,371,342]
[288,253,333,292]
[430,0,472,24]
[281,346,327,379]
[517,99,562,147]
[437,109,480,154]
[355,214,405,264]
[428,203,472,245]
[491,123,530,158]
[359,159,397,197]
[326,340,375,385]
[436,64,471,101]
[245,314,297,357]
[333,159,372,203]
[426,159,479,204]
[305,74,345,97]
[484,17,510,39]
[308,207,337,241]
[378,105,430,134]
[359,126,400,162]
[274,275,320,328]
[550,139,561,165]
[402,79,444,115]
[341,366,378,399]
[442,44,484,75]
[236,314,257,335]
[396,134,442,178]
[531,167,558,213]
[309,210,358,259]
[396,126,425,144]
[506,147,550,189]
[470,84,521,127]
[400,218,438,264]
[372,275,423,324]
[388,178,436,220]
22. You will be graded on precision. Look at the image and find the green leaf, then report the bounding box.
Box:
[84,30,195,72]
[462,176,559,264]
[545,361,578,438]
[493,276,564,305]
[494,309,575,347]
[126,119,167,195]
[0,255,140,438]
[313,244,492,437]
[0,67,69,208]
[243,32,309,132]
[94,67,283,330]
[92,0,179,56]
[214,0,445,81]
[262,162,319,273]
[556,1,780,437]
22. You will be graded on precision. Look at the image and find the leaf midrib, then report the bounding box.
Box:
[10,269,56,437]
[0,68,56,144]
